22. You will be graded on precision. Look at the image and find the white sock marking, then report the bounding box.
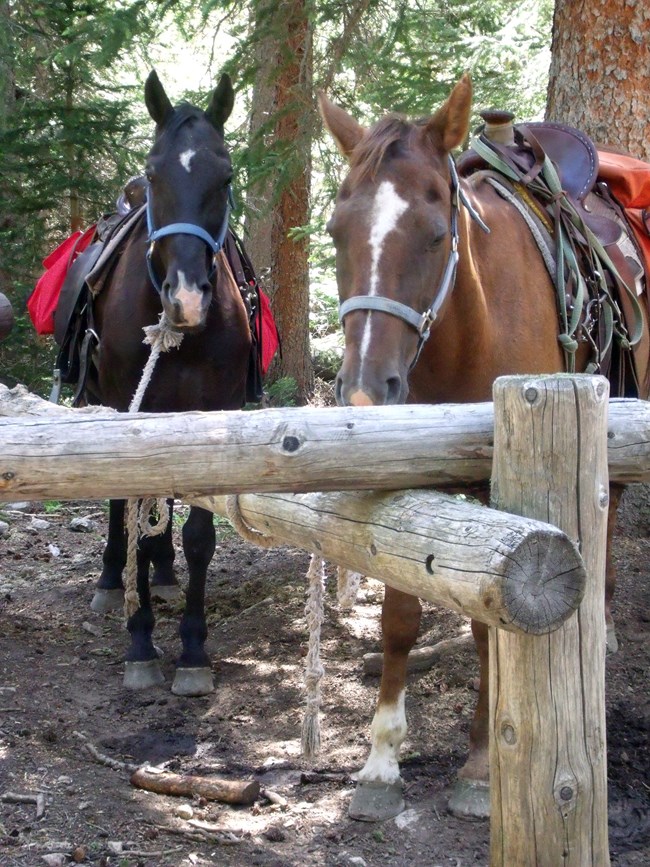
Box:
[179,149,196,173]
[358,181,409,373]
[357,690,407,784]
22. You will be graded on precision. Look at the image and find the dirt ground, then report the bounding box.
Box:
[0,485,648,867]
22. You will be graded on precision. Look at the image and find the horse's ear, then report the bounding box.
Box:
[318,92,366,160]
[425,73,472,152]
[144,70,174,127]
[205,74,235,132]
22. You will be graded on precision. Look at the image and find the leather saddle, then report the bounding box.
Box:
[457,112,621,246]
[457,111,649,398]
[51,209,142,404]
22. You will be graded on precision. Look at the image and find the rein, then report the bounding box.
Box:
[338,156,489,369]
[145,184,234,293]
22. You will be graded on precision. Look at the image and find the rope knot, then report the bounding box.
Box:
[142,314,184,352]
[558,332,579,353]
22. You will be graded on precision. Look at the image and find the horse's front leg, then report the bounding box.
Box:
[123,522,165,689]
[91,499,127,613]
[448,618,490,818]
[349,586,421,821]
[150,499,183,602]
[172,506,216,696]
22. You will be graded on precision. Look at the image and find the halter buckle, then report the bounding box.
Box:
[418,309,437,338]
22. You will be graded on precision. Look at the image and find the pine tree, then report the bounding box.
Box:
[0,0,149,391]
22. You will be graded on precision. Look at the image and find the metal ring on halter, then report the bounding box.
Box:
[145,184,235,294]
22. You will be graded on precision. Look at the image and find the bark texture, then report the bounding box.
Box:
[246,0,314,403]
[546,0,650,160]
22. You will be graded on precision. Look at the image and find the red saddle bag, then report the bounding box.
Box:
[28,226,96,335]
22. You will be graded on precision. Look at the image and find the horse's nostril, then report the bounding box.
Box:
[386,376,402,404]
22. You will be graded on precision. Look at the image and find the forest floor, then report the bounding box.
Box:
[0,484,649,867]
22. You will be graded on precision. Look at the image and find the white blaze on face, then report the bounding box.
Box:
[358,181,409,366]
[173,270,204,327]
[357,690,407,784]
[179,149,196,173]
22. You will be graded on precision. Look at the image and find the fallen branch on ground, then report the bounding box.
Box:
[156,824,244,845]
[73,730,139,773]
[363,633,474,676]
[261,788,288,808]
[1,790,46,818]
[131,766,260,806]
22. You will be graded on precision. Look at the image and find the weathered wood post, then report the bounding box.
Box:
[490,375,610,865]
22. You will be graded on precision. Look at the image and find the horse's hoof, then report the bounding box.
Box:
[90,588,124,613]
[150,583,184,603]
[171,667,214,696]
[348,780,405,822]
[123,659,165,690]
[606,622,619,654]
[447,778,490,819]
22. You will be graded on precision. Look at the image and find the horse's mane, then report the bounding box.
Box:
[349,114,418,183]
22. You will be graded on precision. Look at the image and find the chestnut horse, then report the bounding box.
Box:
[88,72,251,697]
[319,75,642,821]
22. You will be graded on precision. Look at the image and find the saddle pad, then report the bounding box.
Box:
[85,205,146,297]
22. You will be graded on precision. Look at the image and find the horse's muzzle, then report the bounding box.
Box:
[335,369,405,407]
[162,279,212,331]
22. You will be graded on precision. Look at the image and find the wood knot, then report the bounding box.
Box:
[282,435,301,453]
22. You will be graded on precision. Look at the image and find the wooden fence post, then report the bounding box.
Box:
[490,375,610,865]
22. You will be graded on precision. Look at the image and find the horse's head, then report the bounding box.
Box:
[143,70,235,331]
[319,75,472,405]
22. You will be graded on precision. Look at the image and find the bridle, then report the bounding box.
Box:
[145,184,234,294]
[338,155,489,369]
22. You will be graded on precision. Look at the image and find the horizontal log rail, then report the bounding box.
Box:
[0,383,648,501]
[198,489,585,635]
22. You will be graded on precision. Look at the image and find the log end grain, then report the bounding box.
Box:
[492,528,586,634]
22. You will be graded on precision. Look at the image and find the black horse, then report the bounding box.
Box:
[88,71,252,696]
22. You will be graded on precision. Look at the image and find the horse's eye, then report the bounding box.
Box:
[145,166,155,182]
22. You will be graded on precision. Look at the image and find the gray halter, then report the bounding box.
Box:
[338,156,489,368]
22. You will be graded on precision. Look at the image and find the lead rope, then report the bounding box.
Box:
[124,314,184,619]
[225,494,360,758]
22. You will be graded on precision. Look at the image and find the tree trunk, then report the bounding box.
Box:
[246,0,314,404]
[64,61,82,232]
[0,0,15,295]
[546,0,650,160]
[0,1,14,130]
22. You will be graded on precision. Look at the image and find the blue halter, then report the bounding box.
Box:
[145,184,234,293]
